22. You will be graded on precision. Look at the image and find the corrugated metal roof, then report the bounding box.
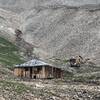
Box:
[15,59,51,67]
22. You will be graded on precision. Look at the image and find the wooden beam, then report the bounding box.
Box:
[42,66,45,78]
[52,67,53,78]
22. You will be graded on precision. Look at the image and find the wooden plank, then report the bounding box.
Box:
[52,67,53,78]
[42,66,45,78]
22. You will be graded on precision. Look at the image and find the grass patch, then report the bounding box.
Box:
[64,71,74,80]
[64,71,100,83]
[73,75,100,82]
[0,37,24,68]
[0,80,32,94]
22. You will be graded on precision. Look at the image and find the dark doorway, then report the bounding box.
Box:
[34,75,36,79]
[30,68,32,78]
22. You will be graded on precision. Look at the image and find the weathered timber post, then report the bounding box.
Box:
[42,66,45,78]
[52,67,54,78]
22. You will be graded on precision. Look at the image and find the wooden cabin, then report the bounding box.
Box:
[14,59,63,79]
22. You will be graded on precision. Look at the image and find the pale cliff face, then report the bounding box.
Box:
[0,0,100,10]
[0,0,100,64]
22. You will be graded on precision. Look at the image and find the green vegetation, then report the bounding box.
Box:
[0,37,24,68]
[0,80,32,94]
[72,75,100,82]
[64,73,100,83]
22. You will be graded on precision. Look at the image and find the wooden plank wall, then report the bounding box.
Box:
[14,66,63,79]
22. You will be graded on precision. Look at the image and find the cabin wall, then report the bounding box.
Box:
[55,68,63,78]
[14,68,19,76]
[31,67,43,78]
[42,66,45,78]
[45,67,63,78]
[31,66,48,79]
[14,66,63,79]
[45,67,53,78]
[45,67,49,78]
[14,68,25,77]
[24,68,30,78]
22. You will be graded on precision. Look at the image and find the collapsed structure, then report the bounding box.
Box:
[69,56,91,67]
[14,59,63,79]
[69,56,82,67]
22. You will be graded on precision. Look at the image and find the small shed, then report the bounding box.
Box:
[14,59,63,79]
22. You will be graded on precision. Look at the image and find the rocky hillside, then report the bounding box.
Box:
[0,0,99,79]
[21,6,100,63]
[0,79,100,100]
[21,5,100,66]
[0,1,100,100]
[0,0,100,65]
